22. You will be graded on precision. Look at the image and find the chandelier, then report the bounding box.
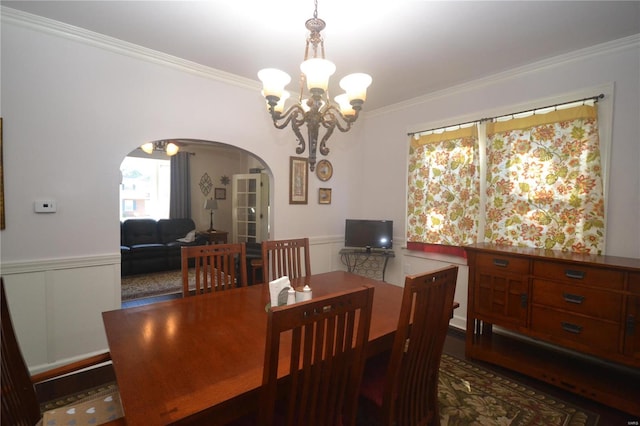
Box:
[140,140,180,156]
[258,0,372,171]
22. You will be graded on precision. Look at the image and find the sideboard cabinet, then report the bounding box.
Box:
[465,243,640,416]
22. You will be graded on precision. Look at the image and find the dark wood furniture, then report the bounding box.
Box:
[465,243,640,416]
[199,229,229,244]
[181,243,247,296]
[260,285,375,426]
[1,280,124,426]
[102,271,405,425]
[360,266,458,426]
[262,237,311,282]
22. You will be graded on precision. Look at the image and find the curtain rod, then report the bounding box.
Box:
[407,93,604,137]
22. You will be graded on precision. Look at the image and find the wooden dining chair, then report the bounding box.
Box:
[181,243,247,296]
[359,266,458,426]
[261,237,311,282]
[259,285,375,426]
[1,279,124,426]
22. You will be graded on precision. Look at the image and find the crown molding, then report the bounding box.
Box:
[1,6,262,92]
[367,33,640,118]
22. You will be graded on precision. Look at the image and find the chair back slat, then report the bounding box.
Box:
[260,285,375,426]
[383,266,458,426]
[181,243,247,296]
[262,238,311,282]
[1,279,42,426]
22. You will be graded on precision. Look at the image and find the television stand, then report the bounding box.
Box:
[339,248,395,282]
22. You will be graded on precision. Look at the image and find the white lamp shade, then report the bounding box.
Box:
[273,90,290,113]
[339,73,372,102]
[141,142,154,154]
[165,142,179,156]
[204,199,218,210]
[300,58,336,92]
[258,68,291,99]
[334,94,355,117]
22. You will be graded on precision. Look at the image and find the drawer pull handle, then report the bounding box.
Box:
[493,259,509,267]
[565,269,585,280]
[561,322,583,334]
[562,293,585,304]
[627,315,636,335]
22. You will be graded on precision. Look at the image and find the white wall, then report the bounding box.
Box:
[1,9,639,371]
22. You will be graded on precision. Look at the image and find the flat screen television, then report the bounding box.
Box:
[344,219,393,250]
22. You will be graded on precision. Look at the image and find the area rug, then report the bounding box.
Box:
[40,355,599,425]
[121,269,187,301]
[437,353,599,425]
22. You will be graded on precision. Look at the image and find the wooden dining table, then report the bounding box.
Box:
[103,271,407,425]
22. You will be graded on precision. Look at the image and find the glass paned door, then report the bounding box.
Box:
[232,173,269,243]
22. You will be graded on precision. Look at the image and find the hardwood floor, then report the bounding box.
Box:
[38,294,639,424]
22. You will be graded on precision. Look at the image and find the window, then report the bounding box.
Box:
[407,100,606,254]
[119,156,170,221]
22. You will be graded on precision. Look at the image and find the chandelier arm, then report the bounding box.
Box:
[292,117,307,155]
[318,119,337,157]
[323,106,357,133]
[270,104,306,130]
[270,105,308,155]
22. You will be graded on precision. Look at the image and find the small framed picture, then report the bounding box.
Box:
[214,187,226,200]
[289,157,308,204]
[319,188,331,204]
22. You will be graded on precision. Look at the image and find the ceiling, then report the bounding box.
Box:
[2,1,639,111]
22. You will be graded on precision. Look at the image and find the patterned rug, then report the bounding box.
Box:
[40,354,599,425]
[437,354,599,425]
[121,270,184,301]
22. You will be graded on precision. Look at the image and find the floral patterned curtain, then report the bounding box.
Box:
[484,104,604,254]
[407,126,480,247]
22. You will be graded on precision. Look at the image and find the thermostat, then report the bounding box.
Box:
[34,200,57,213]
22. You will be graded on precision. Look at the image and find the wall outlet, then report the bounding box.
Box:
[34,200,56,213]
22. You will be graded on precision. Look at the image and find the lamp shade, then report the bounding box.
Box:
[300,58,336,92]
[273,90,290,114]
[258,68,291,99]
[141,142,154,154]
[165,142,180,156]
[334,94,355,117]
[204,199,218,210]
[339,73,372,103]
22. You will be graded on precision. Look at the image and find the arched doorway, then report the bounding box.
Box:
[118,139,272,303]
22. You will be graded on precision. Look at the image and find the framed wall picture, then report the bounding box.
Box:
[214,187,226,200]
[319,188,331,204]
[289,156,308,204]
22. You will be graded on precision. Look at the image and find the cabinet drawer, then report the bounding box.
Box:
[532,279,621,321]
[476,253,530,274]
[533,261,624,289]
[531,306,619,353]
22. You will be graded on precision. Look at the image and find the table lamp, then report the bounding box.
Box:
[204,198,218,231]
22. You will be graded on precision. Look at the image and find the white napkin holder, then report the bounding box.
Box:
[269,276,291,307]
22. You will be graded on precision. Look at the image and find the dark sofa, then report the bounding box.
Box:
[120,218,207,276]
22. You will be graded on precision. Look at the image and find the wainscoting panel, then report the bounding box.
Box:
[2,254,121,374]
